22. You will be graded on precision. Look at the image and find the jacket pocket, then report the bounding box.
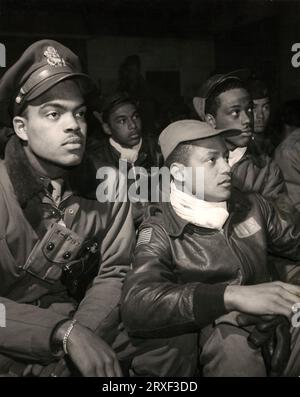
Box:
[22,223,84,284]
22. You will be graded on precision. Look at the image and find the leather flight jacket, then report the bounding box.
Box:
[121,190,300,338]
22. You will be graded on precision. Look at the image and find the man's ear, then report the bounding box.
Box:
[13,116,28,141]
[102,122,112,136]
[170,162,185,183]
[205,113,216,129]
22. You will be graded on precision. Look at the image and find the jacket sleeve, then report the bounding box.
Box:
[232,155,285,200]
[74,198,135,342]
[275,142,300,211]
[258,157,286,200]
[258,194,300,260]
[0,297,71,362]
[121,223,227,338]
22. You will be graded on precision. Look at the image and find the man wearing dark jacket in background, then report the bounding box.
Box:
[193,71,285,201]
[88,92,162,227]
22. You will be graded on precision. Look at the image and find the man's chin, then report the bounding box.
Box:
[254,127,265,134]
[58,155,83,168]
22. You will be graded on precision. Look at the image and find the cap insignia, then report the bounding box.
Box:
[44,46,66,67]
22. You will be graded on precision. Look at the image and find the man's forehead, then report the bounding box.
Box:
[218,88,251,106]
[253,97,270,104]
[111,102,137,116]
[28,96,85,110]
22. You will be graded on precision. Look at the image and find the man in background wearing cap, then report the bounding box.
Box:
[88,91,162,227]
[0,40,135,376]
[193,71,285,201]
[121,120,300,377]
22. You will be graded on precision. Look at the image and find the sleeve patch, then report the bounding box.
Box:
[234,217,261,239]
[136,227,153,247]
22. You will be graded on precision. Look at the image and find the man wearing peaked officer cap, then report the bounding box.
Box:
[121,119,300,377]
[0,40,135,377]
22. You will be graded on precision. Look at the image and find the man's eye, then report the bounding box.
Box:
[208,158,216,164]
[75,110,86,119]
[118,119,126,124]
[133,114,140,120]
[231,111,239,117]
[46,112,59,120]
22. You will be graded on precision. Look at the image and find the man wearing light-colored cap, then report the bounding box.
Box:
[0,40,135,377]
[121,119,300,377]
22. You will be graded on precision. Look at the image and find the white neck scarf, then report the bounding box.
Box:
[170,182,229,230]
[109,137,142,164]
[228,146,247,167]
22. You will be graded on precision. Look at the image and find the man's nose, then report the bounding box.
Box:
[64,113,81,131]
[241,110,250,125]
[220,158,231,174]
[255,108,263,120]
[128,118,136,130]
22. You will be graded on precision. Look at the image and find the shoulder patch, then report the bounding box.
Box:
[234,216,261,239]
[136,227,153,247]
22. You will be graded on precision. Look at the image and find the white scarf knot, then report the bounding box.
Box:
[170,182,229,230]
[109,137,142,164]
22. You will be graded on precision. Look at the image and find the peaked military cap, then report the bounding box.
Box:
[0,39,94,125]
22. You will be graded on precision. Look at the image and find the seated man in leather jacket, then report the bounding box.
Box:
[121,120,300,377]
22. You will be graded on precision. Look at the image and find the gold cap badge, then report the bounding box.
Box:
[44,46,66,67]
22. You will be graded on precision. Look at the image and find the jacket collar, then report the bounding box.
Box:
[5,135,45,208]
[4,135,94,208]
[159,188,252,238]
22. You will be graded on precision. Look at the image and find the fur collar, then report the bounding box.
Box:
[5,135,44,208]
[5,135,97,208]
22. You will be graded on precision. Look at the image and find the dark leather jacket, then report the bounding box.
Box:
[231,142,285,200]
[121,190,300,339]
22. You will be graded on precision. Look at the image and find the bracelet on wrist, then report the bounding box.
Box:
[62,319,77,355]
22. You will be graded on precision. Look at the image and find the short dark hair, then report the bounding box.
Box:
[165,139,204,168]
[205,79,247,117]
[102,92,138,124]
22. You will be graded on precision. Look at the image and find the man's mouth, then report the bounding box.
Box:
[129,133,140,140]
[63,137,83,145]
[241,130,252,136]
[218,179,231,187]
